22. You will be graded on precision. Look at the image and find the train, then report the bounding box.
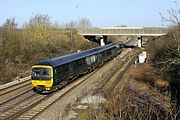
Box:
[31,42,124,93]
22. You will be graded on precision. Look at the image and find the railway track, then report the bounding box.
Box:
[17,72,96,120]
[124,36,138,47]
[0,76,31,96]
[0,77,31,102]
[0,69,99,120]
[0,93,46,120]
[0,88,34,114]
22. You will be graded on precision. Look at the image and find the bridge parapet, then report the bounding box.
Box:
[80,27,169,36]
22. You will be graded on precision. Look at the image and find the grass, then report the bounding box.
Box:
[75,109,89,120]
[102,55,135,92]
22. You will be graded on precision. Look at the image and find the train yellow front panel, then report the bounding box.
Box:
[31,65,53,88]
[32,80,52,87]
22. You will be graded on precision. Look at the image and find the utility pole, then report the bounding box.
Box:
[75,0,81,32]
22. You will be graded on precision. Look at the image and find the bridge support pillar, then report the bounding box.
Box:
[138,36,143,48]
[100,36,107,46]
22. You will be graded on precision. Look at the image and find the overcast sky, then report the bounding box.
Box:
[0,0,179,27]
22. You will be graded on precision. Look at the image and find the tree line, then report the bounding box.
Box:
[0,14,97,84]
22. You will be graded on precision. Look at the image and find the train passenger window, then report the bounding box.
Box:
[73,62,77,67]
[63,65,68,70]
[63,64,69,73]
[58,68,63,72]
[79,60,83,65]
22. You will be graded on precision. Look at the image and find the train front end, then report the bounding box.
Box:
[31,65,53,93]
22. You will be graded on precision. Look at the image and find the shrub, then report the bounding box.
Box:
[0,15,98,84]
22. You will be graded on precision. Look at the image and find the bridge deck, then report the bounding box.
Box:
[80,27,168,36]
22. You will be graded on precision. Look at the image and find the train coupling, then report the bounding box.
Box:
[37,85,46,93]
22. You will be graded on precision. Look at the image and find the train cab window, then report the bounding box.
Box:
[32,68,51,80]
[43,68,50,75]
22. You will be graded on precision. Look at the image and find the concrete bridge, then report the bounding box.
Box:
[79,27,169,46]
[80,27,168,36]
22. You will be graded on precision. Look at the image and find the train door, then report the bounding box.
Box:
[68,63,74,79]
[54,67,60,85]
[61,64,69,81]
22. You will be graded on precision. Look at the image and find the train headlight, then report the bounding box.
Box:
[45,81,51,84]
[32,81,36,84]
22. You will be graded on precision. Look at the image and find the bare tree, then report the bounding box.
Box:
[159,2,180,57]
[160,1,180,27]
[64,21,78,38]
[65,21,78,29]
[27,14,51,29]
[2,17,17,29]
[146,1,180,81]
[152,1,180,110]
[24,14,53,42]
[78,18,92,29]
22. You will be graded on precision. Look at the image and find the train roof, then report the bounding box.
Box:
[35,42,121,67]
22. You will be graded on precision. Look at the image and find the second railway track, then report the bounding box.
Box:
[0,77,32,104]
[0,81,32,105]
[0,76,31,96]
[0,88,34,114]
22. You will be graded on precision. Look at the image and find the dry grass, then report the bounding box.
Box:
[88,64,179,120]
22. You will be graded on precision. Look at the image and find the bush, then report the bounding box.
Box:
[0,15,98,84]
[88,89,177,120]
[146,27,180,111]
